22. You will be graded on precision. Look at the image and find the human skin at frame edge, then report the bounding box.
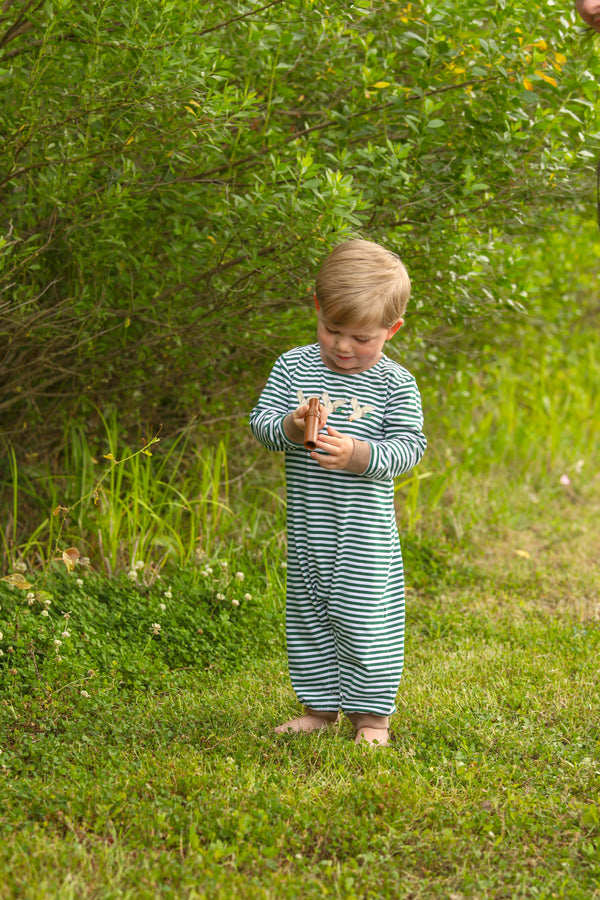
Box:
[576,0,600,32]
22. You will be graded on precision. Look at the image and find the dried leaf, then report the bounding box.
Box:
[523,78,533,91]
[62,548,80,572]
[535,70,557,87]
[1,573,32,589]
[515,549,531,559]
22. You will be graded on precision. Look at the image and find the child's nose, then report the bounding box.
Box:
[334,334,351,352]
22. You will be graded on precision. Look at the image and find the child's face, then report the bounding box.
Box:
[316,308,402,375]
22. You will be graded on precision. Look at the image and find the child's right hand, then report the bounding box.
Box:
[292,402,328,434]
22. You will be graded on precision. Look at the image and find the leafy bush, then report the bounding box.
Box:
[2,0,599,448]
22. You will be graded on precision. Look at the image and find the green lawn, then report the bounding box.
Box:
[3,309,600,898]
[2,489,599,899]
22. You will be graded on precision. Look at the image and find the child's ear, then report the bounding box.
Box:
[387,319,404,338]
[314,293,320,311]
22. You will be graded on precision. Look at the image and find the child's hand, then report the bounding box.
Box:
[292,402,328,433]
[310,425,354,470]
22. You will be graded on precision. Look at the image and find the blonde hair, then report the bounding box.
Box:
[314,239,411,328]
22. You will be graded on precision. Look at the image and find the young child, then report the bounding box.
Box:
[249,239,426,746]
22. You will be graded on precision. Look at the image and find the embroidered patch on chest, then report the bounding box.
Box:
[296,390,376,421]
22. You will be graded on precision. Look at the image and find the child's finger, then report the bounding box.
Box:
[316,432,339,450]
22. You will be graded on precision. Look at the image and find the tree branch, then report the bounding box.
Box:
[0,0,43,50]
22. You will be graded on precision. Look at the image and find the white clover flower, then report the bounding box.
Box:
[235,571,245,581]
[80,690,90,698]
[61,630,70,639]
[135,560,145,570]
[220,560,229,569]
[281,561,288,569]
[41,610,49,617]
[127,570,138,580]
[163,589,172,599]
[205,566,213,575]
[231,599,240,607]
[151,623,161,634]
[0,650,3,657]
[574,459,584,474]
[15,560,27,573]
[75,578,84,587]
[43,598,51,608]
[560,474,571,486]
[0,631,3,641]
[244,593,252,602]
[159,602,166,612]
[54,639,62,647]
[216,593,225,601]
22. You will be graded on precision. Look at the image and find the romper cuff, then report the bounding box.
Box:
[343,438,371,475]
[280,414,305,450]
[361,441,380,479]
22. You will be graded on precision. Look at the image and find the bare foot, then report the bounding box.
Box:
[354,726,389,747]
[274,712,338,734]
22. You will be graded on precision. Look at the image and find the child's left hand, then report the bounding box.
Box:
[310,425,354,470]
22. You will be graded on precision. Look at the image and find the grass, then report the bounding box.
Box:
[1,489,599,899]
[0,414,239,574]
[1,305,600,897]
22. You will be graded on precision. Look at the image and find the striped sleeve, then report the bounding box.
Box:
[362,371,426,482]
[249,355,302,452]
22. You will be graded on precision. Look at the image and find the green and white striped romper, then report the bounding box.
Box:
[250,343,426,717]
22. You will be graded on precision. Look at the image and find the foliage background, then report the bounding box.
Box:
[1,5,600,896]
[2,0,599,457]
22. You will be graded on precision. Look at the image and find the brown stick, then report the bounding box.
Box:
[304,397,321,451]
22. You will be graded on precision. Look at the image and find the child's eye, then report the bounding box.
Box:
[354,337,371,344]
